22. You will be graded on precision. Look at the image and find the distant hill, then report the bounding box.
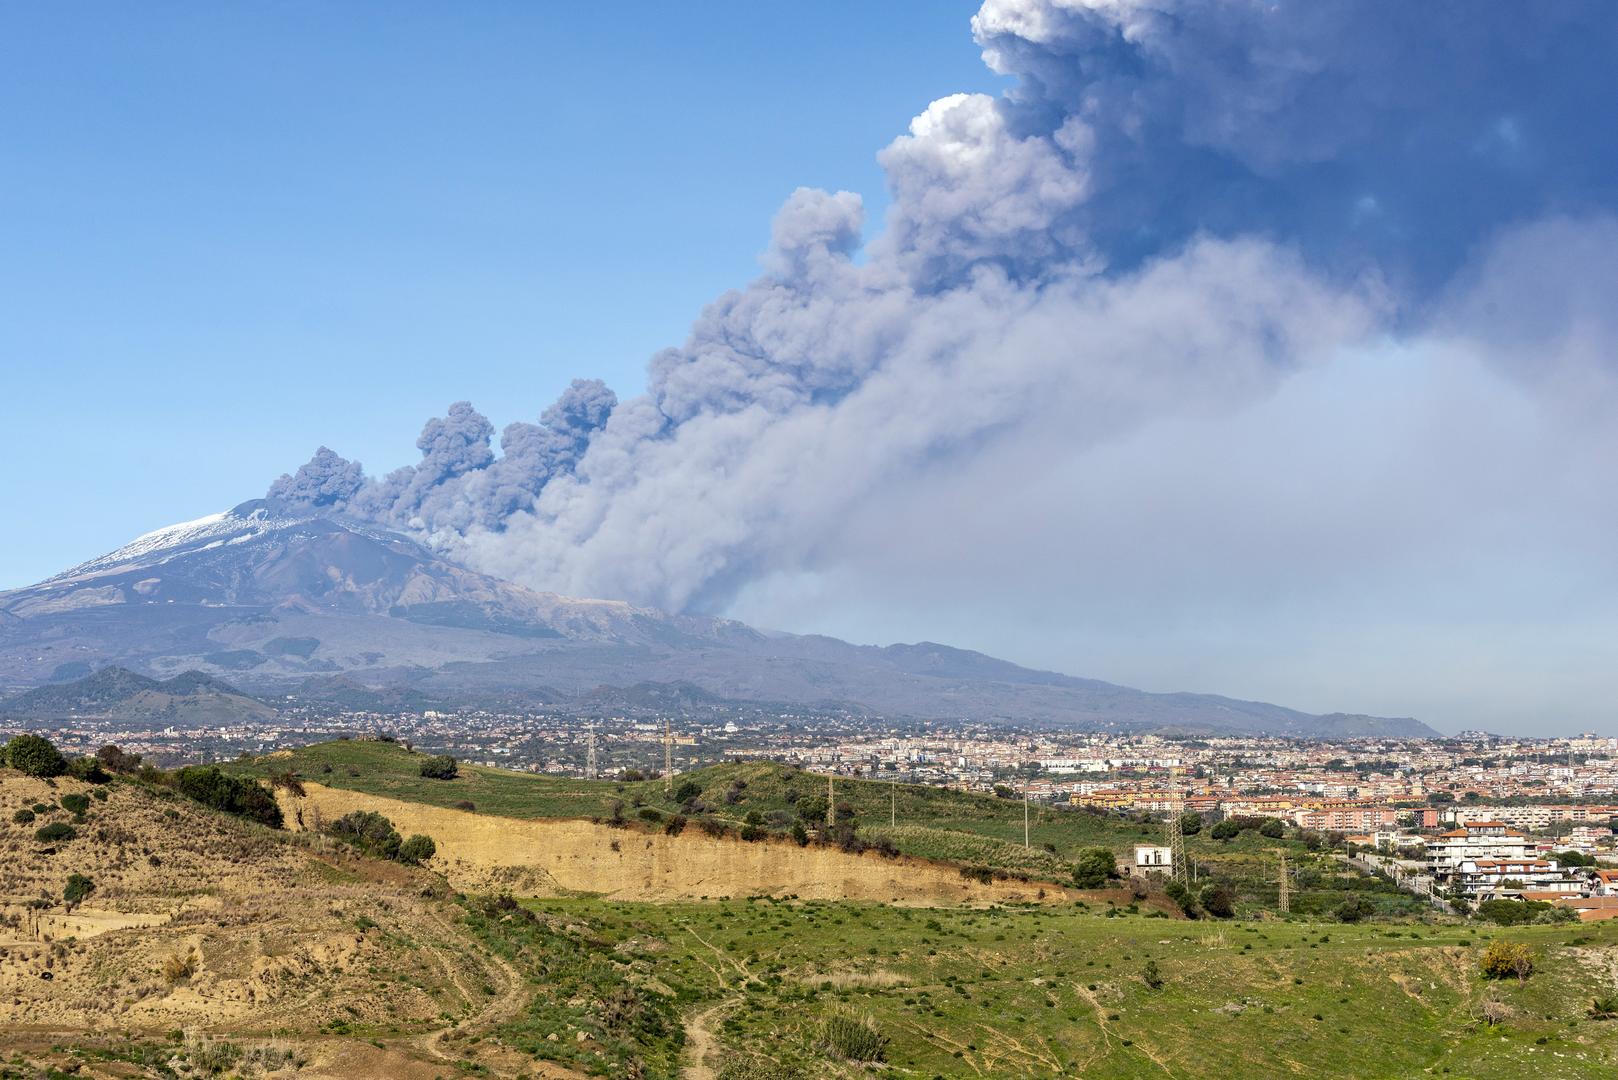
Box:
[0,502,1439,737]
[0,665,274,724]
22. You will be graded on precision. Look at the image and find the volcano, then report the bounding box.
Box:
[0,502,1436,736]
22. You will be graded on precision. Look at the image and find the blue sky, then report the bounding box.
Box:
[0,1,994,586]
[4,2,1617,735]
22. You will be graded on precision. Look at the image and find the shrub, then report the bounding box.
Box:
[96,744,142,774]
[397,834,437,865]
[1335,896,1375,923]
[1210,819,1242,841]
[673,780,703,803]
[1142,959,1164,989]
[67,757,110,783]
[419,755,458,780]
[1480,940,1534,982]
[35,822,76,843]
[175,766,283,828]
[718,1057,803,1080]
[795,795,828,824]
[1178,810,1202,836]
[1072,847,1118,889]
[740,824,765,842]
[328,810,403,860]
[1258,818,1285,839]
[790,822,809,846]
[820,1011,888,1062]
[664,813,687,836]
[12,808,35,825]
[60,793,90,815]
[638,807,664,823]
[4,734,66,778]
[1588,991,1618,1021]
[63,873,94,907]
[1164,879,1200,918]
[1199,883,1235,919]
[620,768,645,782]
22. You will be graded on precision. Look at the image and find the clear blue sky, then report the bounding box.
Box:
[0,1,996,588]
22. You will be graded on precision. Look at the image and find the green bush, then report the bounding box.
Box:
[12,808,35,825]
[67,757,110,783]
[673,779,703,803]
[4,734,66,778]
[1210,819,1242,841]
[638,807,664,823]
[1164,879,1200,917]
[820,1011,888,1062]
[664,813,687,836]
[1199,883,1235,918]
[1335,896,1375,923]
[60,793,90,815]
[418,755,458,780]
[398,834,437,865]
[35,822,76,843]
[63,873,94,907]
[175,766,283,828]
[1142,959,1164,989]
[1258,818,1285,839]
[1072,846,1118,889]
[328,810,403,860]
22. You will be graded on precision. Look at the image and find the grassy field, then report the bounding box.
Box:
[486,895,1618,1079]
[235,740,1422,916]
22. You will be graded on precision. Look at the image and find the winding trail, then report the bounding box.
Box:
[681,998,739,1080]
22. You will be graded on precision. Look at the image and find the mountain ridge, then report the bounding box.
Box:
[0,504,1438,737]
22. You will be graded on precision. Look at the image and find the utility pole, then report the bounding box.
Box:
[663,720,674,794]
[1277,852,1291,915]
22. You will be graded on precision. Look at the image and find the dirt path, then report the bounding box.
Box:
[681,998,738,1080]
[411,909,535,1073]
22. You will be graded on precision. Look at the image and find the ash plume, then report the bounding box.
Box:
[269,0,1618,613]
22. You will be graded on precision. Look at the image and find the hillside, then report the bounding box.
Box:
[0,666,275,723]
[0,503,1438,736]
[239,741,1425,918]
[5,751,1618,1079]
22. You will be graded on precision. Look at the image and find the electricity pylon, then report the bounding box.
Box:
[1276,852,1292,915]
[1023,783,1031,849]
[663,720,674,793]
[586,725,598,780]
[827,772,836,828]
[1164,799,1187,885]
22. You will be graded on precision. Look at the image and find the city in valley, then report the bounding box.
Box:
[18,705,1618,916]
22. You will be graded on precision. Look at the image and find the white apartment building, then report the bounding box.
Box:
[1427,821,1533,881]
[1451,858,1583,899]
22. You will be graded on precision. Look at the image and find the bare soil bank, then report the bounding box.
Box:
[280,782,1095,906]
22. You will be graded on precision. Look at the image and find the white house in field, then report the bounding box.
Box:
[1134,845,1173,872]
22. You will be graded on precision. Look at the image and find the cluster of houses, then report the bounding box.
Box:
[1423,819,1618,917]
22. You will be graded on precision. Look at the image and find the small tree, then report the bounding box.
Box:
[1164,878,1200,917]
[1178,810,1202,836]
[35,822,76,843]
[1210,819,1242,841]
[1479,940,1534,983]
[96,744,143,774]
[397,834,436,865]
[418,755,458,780]
[1335,896,1375,923]
[1072,847,1118,889]
[1258,818,1285,839]
[673,780,703,803]
[1199,883,1235,918]
[4,734,66,778]
[63,873,94,909]
[1142,959,1164,989]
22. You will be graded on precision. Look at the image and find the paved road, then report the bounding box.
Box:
[1342,851,1455,914]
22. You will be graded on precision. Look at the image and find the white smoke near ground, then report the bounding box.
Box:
[269,0,1618,624]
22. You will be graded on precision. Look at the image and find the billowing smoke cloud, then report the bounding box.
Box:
[270,0,1618,616]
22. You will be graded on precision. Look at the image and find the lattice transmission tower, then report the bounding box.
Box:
[1164,801,1188,885]
[586,725,598,780]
